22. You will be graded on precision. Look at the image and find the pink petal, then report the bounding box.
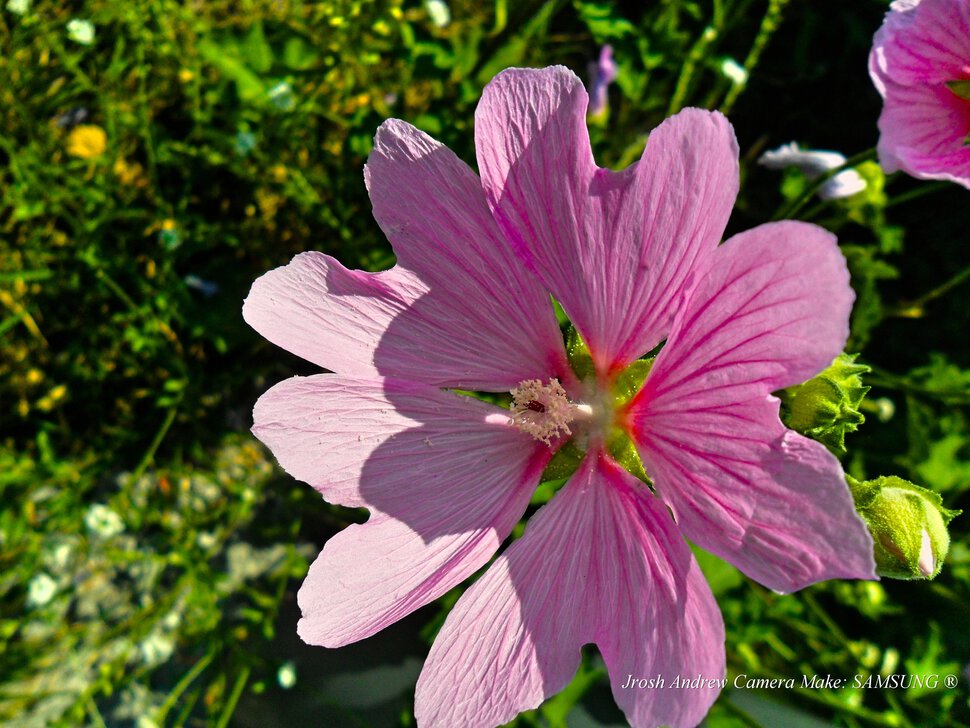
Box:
[628,223,876,592]
[415,454,724,728]
[871,0,970,88]
[243,120,570,391]
[877,83,970,186]
[475,66,738,375]
[253,374,550,646]
[869,0,970,185]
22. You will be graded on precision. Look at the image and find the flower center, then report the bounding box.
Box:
[508,378,592,445]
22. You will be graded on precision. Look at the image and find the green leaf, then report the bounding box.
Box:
[575,1,637,42]
[281,36,318,70]
[689,544,743,595]
[476,0,558,84]
[198,40,267,101]
[241,22,274,74]
[538,658,604,727]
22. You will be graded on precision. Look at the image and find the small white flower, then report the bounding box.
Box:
[162,610,182,630]
[67,19,96,46]
[27,573,57,608]
[873,397,896,423]
[6,0,30,16]
[758,142,867,200]
[140,632,175,666]
[267,82,296,111]
[49,541,73,571]
[424,0,451,27]
[84,503,125,538]
[720,58,748,86]
[277,661,297,689]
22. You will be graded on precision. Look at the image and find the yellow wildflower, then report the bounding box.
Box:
[66,124,107,160]
[270,164,288,183]
[178,68,195,83]
[256,189,282,219]
[113,158,147,187]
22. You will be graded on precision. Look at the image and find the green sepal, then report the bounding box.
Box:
[848,475,961,580]
[613,358,653,406]
[531,441,586,505]
[778,353,870,457]
[565,326,596,381]
[947,79,970,102]
[541,440,585,482]
[530,478,566,506]
[607,428,650,486]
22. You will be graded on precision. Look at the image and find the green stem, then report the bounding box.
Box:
[726,661,900,727]
[0,270,53,283]
[720,0,792,115]
[540,663,605,727]
[890,261,970,314]
[884,691,917,728]
[879,259,970,337]
[93,267,141,315]
[154,649,217,725]
[867,366,970,404]
[801,591,849,646]
[87,697,109,728]
[773,148,877,220]
[490,0,508,35]
[215,665,252,728]
[721,696,765,727]
[667,25,719,116]
[886,180,950,208]
[131,401,180,482]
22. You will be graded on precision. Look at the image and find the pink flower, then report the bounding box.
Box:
[869,0,970,187]
[588,45,618,116]
[244,66,876,728]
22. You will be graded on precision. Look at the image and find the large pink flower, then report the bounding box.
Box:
[244,66,876,728]
[869,0,970,186]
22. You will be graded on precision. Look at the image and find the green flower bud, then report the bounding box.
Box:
[778,353,869,457]
[848,475,961,580]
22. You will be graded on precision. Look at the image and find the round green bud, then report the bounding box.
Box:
[848,475,961,580]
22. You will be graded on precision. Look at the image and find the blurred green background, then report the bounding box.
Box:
[2,1,969,726]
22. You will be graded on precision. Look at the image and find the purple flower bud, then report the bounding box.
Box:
[587,45,617,117]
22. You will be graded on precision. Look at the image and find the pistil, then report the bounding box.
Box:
[509,378,590,445]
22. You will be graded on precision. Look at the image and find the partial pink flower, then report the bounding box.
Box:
[869,0,970,186]
[244,66,876,728]
[587,45,617,116]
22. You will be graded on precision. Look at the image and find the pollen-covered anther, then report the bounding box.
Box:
[509,378,576,445]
